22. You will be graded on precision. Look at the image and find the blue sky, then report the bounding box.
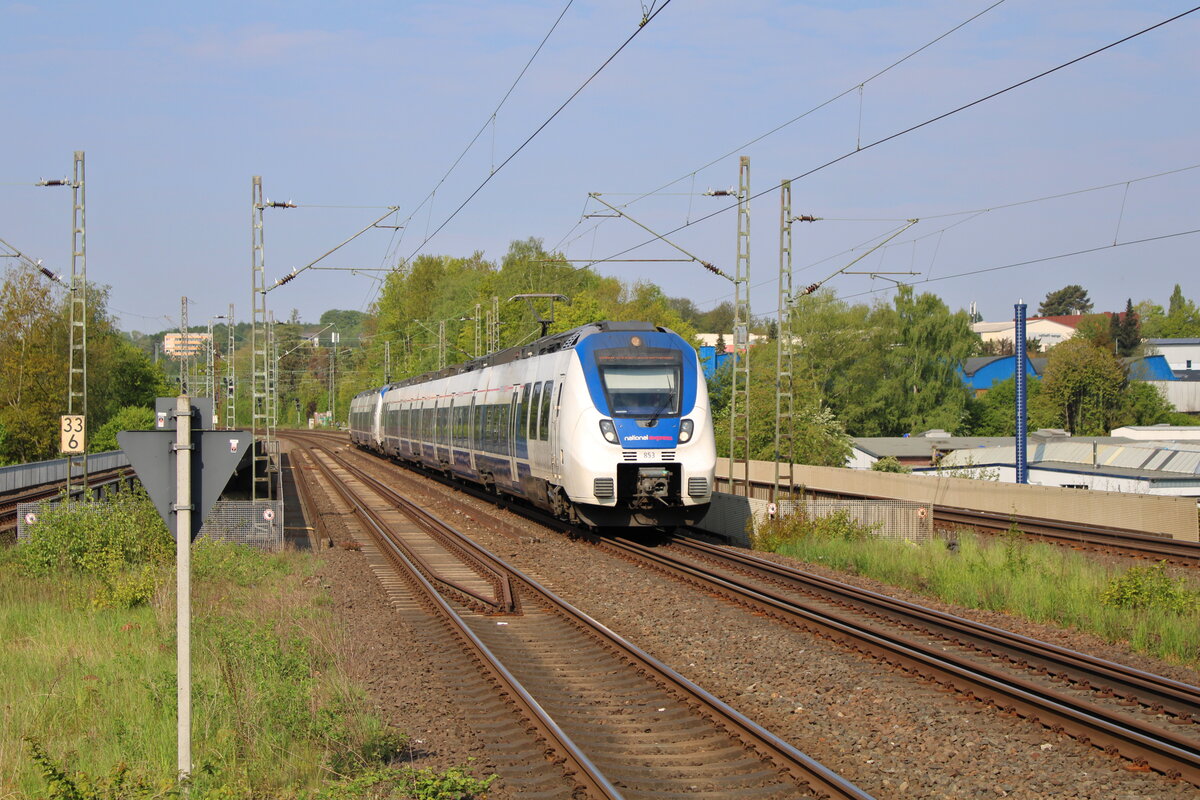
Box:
[2,1,1197,332]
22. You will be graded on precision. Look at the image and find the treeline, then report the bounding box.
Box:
[3,239,1197,467]
[0,268,170,464]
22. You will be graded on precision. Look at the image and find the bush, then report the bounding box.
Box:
[751,507,877,551]
[1101,562,1200,614]
[23,737,167,800]
[870,456,911,473]
[90,406,157,454]
[18,486,172,608]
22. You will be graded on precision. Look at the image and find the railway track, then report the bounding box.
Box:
[0,467,134,538]
[286,430,1200,788]
[287,434,873,800]
[306,428,1200,566]
[935,505,1200,566]
[599,536,1200,787]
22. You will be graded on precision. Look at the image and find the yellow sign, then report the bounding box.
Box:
[60,415,85,453]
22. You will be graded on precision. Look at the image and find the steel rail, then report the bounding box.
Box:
[0,467,134,534]
[292,432,874,800]
[935,505,1200,565]
[298,449,623,799]
[321,449,517,613]
[605,536,1200,786]
[675,537,1200,721]
[305,447,511,613]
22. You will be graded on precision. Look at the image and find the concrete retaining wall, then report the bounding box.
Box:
[715,459,1198,542]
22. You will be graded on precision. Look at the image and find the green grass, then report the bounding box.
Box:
[758,516,1200,668]
[1,489,495,799]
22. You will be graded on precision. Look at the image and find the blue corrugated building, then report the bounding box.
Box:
[958,354,1176,394]
[958,355,1040,393]
[698,345,733,379]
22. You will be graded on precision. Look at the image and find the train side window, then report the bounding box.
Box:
[539,380,554,440]
[529,383,543,440]
[496,404,508,456]
[482,402,492,453]
[491,404,501,453]
[475,401,484,449]
[517,383,531,441]
[488,404,499,453]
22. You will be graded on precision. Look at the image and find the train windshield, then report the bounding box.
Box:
[599,363,681,418]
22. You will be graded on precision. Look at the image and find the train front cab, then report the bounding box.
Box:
[560,329,715,528]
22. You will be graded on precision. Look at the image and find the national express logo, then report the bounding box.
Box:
[622,434,674,442]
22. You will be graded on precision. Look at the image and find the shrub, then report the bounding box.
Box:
[750,507,877,551]
[23,737,167,800]
[1101,562,1200,614]
[90,406,157,454]
[18,486,172,608]
[870,456,911,473]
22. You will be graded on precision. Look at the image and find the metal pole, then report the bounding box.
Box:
[384,340,391,384]
[1015,301,1028,484]
[179,298,189,393]
[251,177,270,500]
[490,296,500,353]
[225,304,235,429]
[331,332,339,422]
[206,318,215,403]
[438,319,446,369]
[174,394,192,782]
[474,303,482,358]
[730,156,751,496]
[267,311,277,436]
[774,179,794,501]
[67,151,88,494]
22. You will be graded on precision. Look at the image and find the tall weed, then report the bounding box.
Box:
[767,530,1200,666]
[1101,561,1200,614]
[18,487,172,609]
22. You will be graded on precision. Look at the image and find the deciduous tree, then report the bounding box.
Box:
[1039,338,1126,435]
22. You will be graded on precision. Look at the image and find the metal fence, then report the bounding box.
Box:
[17,498,285,550]
[694,491,933,547]
[1,451,129,494]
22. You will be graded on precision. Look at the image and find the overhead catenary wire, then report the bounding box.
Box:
[568,5,1200,276]
[840,227,1200,302]
[552,0,1008,254]
[395,0,675,269]
[684,158,1200,312]
[379,0,577,265]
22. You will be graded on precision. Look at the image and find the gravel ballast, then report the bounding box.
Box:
[304,445,1199,799]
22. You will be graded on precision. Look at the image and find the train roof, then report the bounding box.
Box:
[367,321,676,395]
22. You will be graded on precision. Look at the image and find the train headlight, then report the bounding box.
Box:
[679,419,694,443]
[598,419,619,444]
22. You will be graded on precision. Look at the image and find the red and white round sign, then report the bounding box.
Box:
[24,512,37,525]
[263,508,276,522]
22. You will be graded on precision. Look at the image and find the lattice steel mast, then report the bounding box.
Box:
[179,297,189,392]
[729,156,751,497]
[67,151,88,493]
[251,176,270,500]
[474,303,483,358]
[774,179,795,500]
[225,303,235,429]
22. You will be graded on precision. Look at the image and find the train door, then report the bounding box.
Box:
[505,388,519,488]
[371,390,385,449]
[549,375,564,483]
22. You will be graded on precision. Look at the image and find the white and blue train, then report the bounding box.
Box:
[348,321,716,528]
